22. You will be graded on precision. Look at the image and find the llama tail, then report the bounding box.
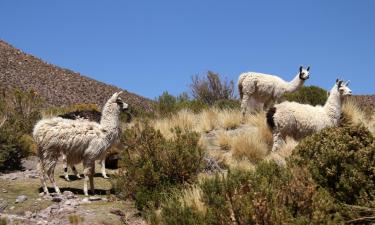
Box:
[266,107,276,130]
[238,74,247,100]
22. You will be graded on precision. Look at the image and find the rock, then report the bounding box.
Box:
[81,198,91,204]
[64,200,72,206]
[89,196,102,201]
[15,195,28,203]
[25,211,33,218]
[2,189,7,193]
[0,201,8,212]
[63,191,75,199]
[11,177,17,180]
[52,196,63,203]
[39,192,45,197]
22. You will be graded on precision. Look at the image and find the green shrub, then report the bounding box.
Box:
[155,162,343,225]
[113,122,204,211]
[0,88,42,171]
[290,125,375,206]
[283,86,328,106]
[213,99,240,110]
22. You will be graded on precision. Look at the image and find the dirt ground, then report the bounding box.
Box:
[0,156,146,225]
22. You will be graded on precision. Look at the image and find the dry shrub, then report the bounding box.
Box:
[197,108,218,133]
[218,109,242,130]
[42,103,99,118]
[230,131,268,163]
[216,130,231,150]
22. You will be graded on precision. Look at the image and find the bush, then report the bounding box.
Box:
[113,122,204,211]
[0,88,42,171]
[213,99,240,110]
[190,71,235,105]
[283,86,328,106]
[290,125,375,207]
[154,162,343,225]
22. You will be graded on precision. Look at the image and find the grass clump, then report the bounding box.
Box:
[113,122,204,211]
[153,162,343,225]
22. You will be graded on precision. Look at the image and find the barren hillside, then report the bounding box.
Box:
[0,40,153,111]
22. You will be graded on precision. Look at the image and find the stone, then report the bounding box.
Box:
[0,201,8,212]
[15,195,28,203]
[81,198,91,204]
[89,196,102,201]
[2,189,7,193]
[63,191,75,199]
[25,211,33,218]
[52,196,63,203]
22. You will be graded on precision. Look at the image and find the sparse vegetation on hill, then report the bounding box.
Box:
[0,40,153,112]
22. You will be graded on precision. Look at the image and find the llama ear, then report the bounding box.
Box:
[299,66,303,73]
[117,91,123,96]
[345,80,350,86]
[306,66,310,71]
[336,78,339,83]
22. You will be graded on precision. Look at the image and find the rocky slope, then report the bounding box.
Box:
[0,40,153,111]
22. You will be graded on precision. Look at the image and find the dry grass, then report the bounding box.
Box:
[178,186,207,214]
[197,108,219,133]
[152,109,196,139]
[266,137,298,166]
[218,109,243,130]
[342,99,367,126]
[216,130,231,150]
[230,131,268,163]
[245,112,273,147]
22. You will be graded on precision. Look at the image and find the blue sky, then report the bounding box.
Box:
[0,1,374,99]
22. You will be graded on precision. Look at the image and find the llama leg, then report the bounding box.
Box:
[48,164,60,194]
[83,163,95,196]
[89,164,95,195]
[72,166,81,179]
[62,155,70,181]
[100,159,109,179]
[241,95,250,116]
[38,161,49,195]
[271,131,285,152]
[83,166,90,196]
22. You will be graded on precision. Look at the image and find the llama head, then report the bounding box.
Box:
[336,79,352,96]
[299,66,310,80]
[109,91,129,111]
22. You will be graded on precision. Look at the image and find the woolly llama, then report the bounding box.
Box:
[58,109,131,180]
[267,79,352,152]
[33,92,128,196]
[238,66,310,114]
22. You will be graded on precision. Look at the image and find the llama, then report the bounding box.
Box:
[238,66,310,114]
[267,79,352,151]
[58,109,132,180]
[58,110,107,180]
[33,92,128,196]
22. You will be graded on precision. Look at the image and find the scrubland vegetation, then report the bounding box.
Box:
[2,72,375,224]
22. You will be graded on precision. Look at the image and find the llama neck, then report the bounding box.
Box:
[285,73,305,93]
[323,86,342,125]
[100,103,120,133]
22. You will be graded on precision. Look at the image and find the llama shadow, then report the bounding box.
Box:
[58,173,112,180]
[38,187,110,195]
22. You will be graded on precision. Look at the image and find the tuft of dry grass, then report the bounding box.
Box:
[197,108,219,133]
[178,186,207,214]
[152,109,196,139]
[266,137,298,166]
[342,99,367,126]
[218,109,243,130]
[230,131,268,163]
[246,112,273,147]
[216,130,231,150]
